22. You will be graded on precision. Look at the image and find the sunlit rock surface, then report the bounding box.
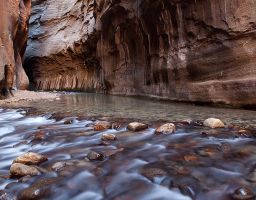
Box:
[25,0,256,107]
[0,0,31,96]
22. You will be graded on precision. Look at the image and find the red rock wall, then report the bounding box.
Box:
[0,0,31,98]
[24,0,256,107]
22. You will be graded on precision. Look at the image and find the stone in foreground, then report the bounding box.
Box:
[101,133,117,141]
[155,123,176,134]
[13,152,48,165]
[232,187,255,200]
[10,163,41,177]
[203,118,225,129]
[127,122,148,132]
[87,151,104,161]
[0,190,17,200]
[94,121,112,131]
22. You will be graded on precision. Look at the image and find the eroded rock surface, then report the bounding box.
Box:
[25,0,256,107]
[13,152,48,165]
[0,0,31,98]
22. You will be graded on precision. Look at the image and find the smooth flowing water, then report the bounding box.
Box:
[5,93,256,127]
[0,93,256,200]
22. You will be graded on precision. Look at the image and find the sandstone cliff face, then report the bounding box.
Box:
[0,0,31,98]
[25,0,256,107]
[25,0,101,91]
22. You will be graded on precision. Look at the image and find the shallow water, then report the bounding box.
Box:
[0,94,256,200]
[5,93,256,127]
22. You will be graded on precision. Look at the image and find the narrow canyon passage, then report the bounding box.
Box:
[0,0,256,200]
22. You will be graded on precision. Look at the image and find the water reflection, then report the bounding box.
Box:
[6,93,256,127]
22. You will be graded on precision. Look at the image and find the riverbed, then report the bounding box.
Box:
[0,93,255,200]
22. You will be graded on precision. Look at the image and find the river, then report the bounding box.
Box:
[0,93,255,200]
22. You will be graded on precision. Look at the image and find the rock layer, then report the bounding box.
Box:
[0,0,31,98]
[24,0,101,92]
[25,0,256,107]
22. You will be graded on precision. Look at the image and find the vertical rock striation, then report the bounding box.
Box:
[0,0,31,98]
[25,0,256,107]
[24,0,101,91]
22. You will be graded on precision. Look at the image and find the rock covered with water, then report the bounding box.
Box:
[87,151,104,161]
[51,162,69,172]
[13,152,48,165]
[232,187,255,200]
[203,118,225,129]
[10,163,41,177]
[127,122,148,132]
[0,190,17,200]
[94,121,112,131]
[101,133,117,141]
[32,130,47,141]
[17,178,57,200]
[24,0,256,107]
[155,123,176,134]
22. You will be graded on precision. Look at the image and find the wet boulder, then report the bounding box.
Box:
[0,190,17,200]
[246,169,256,182]
[101,133,117,141]
[51,162,70,172]
[13,152,48,165]
[94,121,111,131]
[231,187,255,200]
[17,178,57,200]
[31,130,48,141]
[127,122,148,132]
[203,118,225,128]
[155,123,176,134]
[87,151,104,161]
[10,163,41,177]
[63,119,75,124]
[140,167,167,180]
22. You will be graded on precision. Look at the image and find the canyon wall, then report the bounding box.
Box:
[0,0,31,98]
[24,0,256,107]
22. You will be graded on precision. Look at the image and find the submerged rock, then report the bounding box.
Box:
[51,162,69,172]
[232,187,255,200]
[10,163,41,177]
[94,121,111,131]
[64,119,74,124]
[127,122,148,132]
[13,152,48,165]
[101,133,117,141]
[246,169,256,182]
[87,151,104,161]
[32,130,47,141]
[140,167,167,180]
[0,190,17,200]
[203,118,225,129]
[18,178,57,200]
[155,123,176,134]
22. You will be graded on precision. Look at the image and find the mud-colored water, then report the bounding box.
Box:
[0,93,256,200]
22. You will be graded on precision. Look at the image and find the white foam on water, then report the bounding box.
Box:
[125,128,155,142]
[122,158,148,171]
[0,125,15,135]
[72,191,103,200]
[13,116,55,126]
[0,180,14,190]
[0,110,24,121]
[30,142,60,153]
[209,137,253,143]
[140,185,192,200]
